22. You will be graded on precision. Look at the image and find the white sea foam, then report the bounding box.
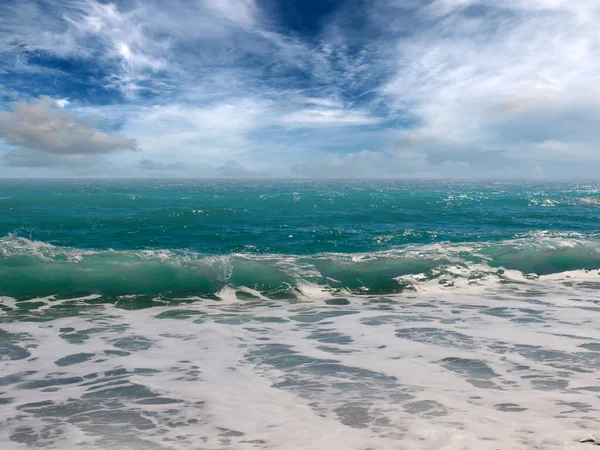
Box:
[580,197,600,206]
[1,281,599,449]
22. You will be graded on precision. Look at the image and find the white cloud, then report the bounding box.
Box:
[111,94,382,170]
[0,1,83,57]
[65,1,169,95]
[0,0,266,96]
[280,108,380,127]
[122,99,269,164]
[292,97,344,108]
[427,0,598,15]
[0,96,137,167]
[380,0,600,163]
[204,0,257,27]
[55,98,70,108]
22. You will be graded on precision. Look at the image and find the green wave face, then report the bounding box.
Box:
[2,235,599,301]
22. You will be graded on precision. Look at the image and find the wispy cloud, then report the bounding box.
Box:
[280,108,379,127]
[1,0,600,177]
[378,0,600,170]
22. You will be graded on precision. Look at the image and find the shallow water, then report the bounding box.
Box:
[1,282,600,449]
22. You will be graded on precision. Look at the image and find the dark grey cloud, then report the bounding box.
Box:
[138,159,187,170]
[0,96,138,167]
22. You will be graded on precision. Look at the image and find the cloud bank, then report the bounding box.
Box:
[138,159,186,171]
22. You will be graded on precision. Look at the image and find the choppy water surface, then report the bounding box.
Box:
[1,180,600,449]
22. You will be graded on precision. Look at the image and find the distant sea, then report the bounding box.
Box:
[1,179,599,449]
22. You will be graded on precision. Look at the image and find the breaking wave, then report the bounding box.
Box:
[1,234,600,301]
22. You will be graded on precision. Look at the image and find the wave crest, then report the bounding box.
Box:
[1,234,600,300]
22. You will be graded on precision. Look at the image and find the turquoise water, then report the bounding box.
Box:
[2,180,600,449]
[1,179,599,299]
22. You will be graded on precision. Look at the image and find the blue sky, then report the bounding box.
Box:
[1,0,599,178]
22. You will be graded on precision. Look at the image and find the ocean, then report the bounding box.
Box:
[1,179,599,449]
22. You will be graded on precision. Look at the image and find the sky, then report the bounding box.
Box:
[1,0,599,178]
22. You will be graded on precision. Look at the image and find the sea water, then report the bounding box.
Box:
[0,179,599,449]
